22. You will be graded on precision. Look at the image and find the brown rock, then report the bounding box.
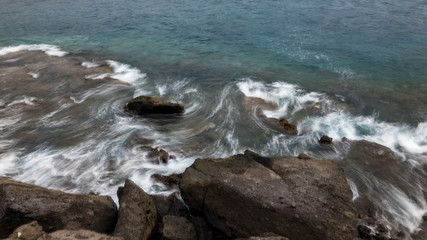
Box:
[180,150,357,240]
[236,233,289,240]
[47,229,123,240]
[8,221,45,240]
[125,96,184,115]
[162,215,197,240]
[113,179,157,240]
[0,178,117,238]
[140,146,172,164]
[265,118,298,135]
[319,135,333,144]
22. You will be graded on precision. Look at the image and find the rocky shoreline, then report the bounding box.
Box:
[4,138,424,240]
[1,50,426,240]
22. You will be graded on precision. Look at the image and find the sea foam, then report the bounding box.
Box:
[0,44,67,57]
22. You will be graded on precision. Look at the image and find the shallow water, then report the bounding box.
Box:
[1,0,427,238]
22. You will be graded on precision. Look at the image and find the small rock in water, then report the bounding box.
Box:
[319,135,333,145]
[140,146,172,164]
[125,96,184,115]
[279,119,298,135]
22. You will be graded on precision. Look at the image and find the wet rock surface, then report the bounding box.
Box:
[318,135,333,144]
[265,118,298,135]
[140,146,175,164]
[180,150,357,240]
[113,179,158,240]
[0,177,118,238]
[125,96,184,115]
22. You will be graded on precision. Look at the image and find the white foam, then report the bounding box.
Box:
[0,44,67,57]
[0,152,19,175]
[28,72,39,79]
[9,96,38,106]
[347,179,360,201]
[85,73,110,80]
[81,61,100,68]
[237,78,328,119]
[106,60,146,85]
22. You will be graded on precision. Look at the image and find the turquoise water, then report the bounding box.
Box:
[1,1,427,238]
[2,0,427,123]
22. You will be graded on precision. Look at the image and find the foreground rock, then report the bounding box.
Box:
[47,230,124,240]
[0,178,117,238]
[125,96,184,115]
[113,179,158,240]
[7,221,45,240]
[162,215,197,240]
[180,150,357,239]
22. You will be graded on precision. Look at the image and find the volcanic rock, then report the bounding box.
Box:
[125,96,184,115]
[0,178,117,238]
[180,150,357,240]
[162,215,197,240]
[113,179,157,240]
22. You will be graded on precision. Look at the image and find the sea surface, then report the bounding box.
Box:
[1,0,427,239]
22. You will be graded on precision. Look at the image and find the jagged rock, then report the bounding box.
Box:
[140,146,174,164]
[151,174,182,188]
[162,215,197,240]
[265,118,298,135]
[125,96,184,115]
[113,179,157,240]
[180,151,356,240]
[0,178,117,238]
[47,230,123,240]
[319,135,333,144]
[7,221,45,240]
[180,150,357,240]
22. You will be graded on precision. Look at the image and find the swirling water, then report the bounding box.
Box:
[1,0,427,238]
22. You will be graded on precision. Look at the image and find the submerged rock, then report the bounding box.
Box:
[266,118,298,135]
[113,179,157,240]
[319,135,333,145]
[0,178,117,238]
[180,150,357,240]
[162,215,197,240]
[125,96,184,115]
[140,146,174,164]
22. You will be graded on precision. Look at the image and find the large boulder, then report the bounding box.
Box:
[113,179,158,240]
[125,96,184,115]
[180,151,357,240]
[0,178,118,238]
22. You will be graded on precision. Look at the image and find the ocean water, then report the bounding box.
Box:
[1,0,427,238]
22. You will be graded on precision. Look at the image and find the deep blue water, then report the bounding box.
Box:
[2,0,427,124]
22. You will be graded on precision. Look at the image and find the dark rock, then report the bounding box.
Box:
[151,193,189,218]
[423,214,427,221]
[47,229,124,240]
[0,178,117,238]
[125,96,184,115]
[152,174,182,188]
[140,146,173,164]
[8,221,45,240]
[297,153,311,160]
[162,215,197,240]
[319,135,333,144]
[180,150,357,240]
[265,118,298,135]
[113,179,158,240]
